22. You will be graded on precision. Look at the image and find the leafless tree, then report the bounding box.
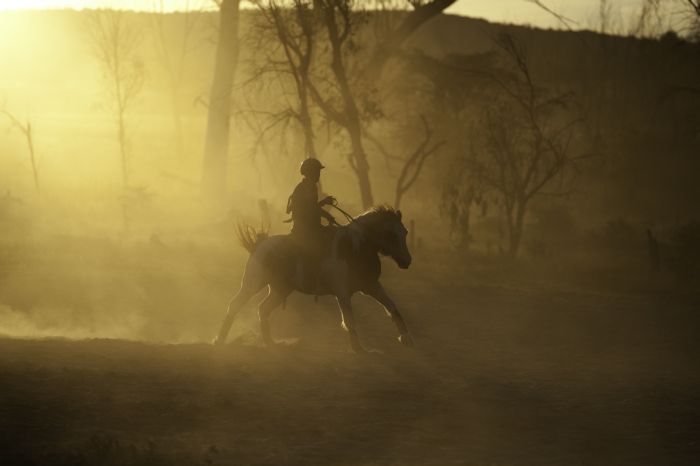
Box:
[302,0,382,208]
[150,0,205,160]
[246,0,569,208]
[630,0,668,37]
[201,0,241,199]
[467,34,588,257]
[366,115,444,209]
[441,152,487,250]
[596,0,616,34]
[524,0,577,29]
[365,0,573,80]
[365,0,457,80]
[394,49,499,249]
[1,103,39,193]
[247,0,319,160]
[681,0,700,38]
[242,0,457,208]
[86,9,145,188]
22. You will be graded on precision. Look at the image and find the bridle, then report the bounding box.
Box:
[328,199,356,225]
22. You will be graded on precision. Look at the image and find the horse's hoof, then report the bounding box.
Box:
[398,334,415,348]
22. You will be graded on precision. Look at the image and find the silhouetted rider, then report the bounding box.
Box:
[286,158,336,290]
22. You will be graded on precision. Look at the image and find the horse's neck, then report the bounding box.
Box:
[345,222,378,256]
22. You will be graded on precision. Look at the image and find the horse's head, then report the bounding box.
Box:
[358,206,412,269]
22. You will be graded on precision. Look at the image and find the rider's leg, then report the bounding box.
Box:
[362,282,413,347]
[290,228,317,293]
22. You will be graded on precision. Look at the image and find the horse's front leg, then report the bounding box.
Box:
[336,295,364,353]
[362,282,414,348]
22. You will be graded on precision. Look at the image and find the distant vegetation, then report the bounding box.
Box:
[0,2,698,280]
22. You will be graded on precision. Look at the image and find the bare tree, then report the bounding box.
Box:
[467,34,587,257]
[306,0,377,208]
[524,0,577,29]
[248,0,319,160]
[246,0,569,209]
[365,0,457,79]
[201,0,241,199]
[366,115,444,209]
[681,0,700,38]
[87,9,145,188]
[150,0,204,160]
[365,0,574,80]
[1,104,39,193]
[629,0,668,37]
[441,153,486,250]
[596,0,615,34]
[395,50,499,249]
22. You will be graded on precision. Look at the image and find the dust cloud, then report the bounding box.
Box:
[1,5,699,466]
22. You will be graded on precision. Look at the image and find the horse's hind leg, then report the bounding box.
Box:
[258,285,290,347]
[214,259,267,345]
[362,282,413,348]
[213,288,257,345]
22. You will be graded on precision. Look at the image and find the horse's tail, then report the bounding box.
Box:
[236,223,269,254]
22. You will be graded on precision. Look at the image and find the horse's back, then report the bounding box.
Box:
[249,234,291,261]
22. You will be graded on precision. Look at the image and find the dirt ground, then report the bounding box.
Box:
[1,252,699,466]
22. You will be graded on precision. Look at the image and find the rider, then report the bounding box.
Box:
[286,158,336,291]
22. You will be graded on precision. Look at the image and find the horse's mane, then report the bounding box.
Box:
[354,204,401,227]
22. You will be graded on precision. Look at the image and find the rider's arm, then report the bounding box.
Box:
[318,195,334,206]
[320,208,337,225]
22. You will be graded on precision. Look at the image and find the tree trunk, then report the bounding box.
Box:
[170,87,185,160]
[508,200,527,258]
[201,0,240,199]
[394,184,404,210]
[348,122,374,208]
[366,0,457,80]
[117,110,128,188]
[298,81,317,159]
[25,123,39,193]
[458,204,471,250]
[315,0,374,208]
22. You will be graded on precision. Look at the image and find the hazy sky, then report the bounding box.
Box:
[0,0,672,30]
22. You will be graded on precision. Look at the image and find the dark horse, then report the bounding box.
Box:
[213,206,414,353]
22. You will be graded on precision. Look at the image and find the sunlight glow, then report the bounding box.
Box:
[0,0,656,31]
[0,0,214,12]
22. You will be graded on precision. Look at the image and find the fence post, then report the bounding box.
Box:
[258,199,270,231]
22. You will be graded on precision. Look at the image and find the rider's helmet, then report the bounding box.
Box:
[300,158,324,176]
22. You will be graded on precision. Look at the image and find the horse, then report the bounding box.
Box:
[213,205,414,353]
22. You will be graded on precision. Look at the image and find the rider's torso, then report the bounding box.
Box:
[290,178,321,232]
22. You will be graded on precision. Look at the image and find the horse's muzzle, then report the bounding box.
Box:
[397,256,412,269]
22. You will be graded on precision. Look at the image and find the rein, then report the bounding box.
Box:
[328,200,356,225]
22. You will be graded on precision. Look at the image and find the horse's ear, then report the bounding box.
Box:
[397,210,402,220]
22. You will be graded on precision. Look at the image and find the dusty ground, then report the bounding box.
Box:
[1,252,699,466]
